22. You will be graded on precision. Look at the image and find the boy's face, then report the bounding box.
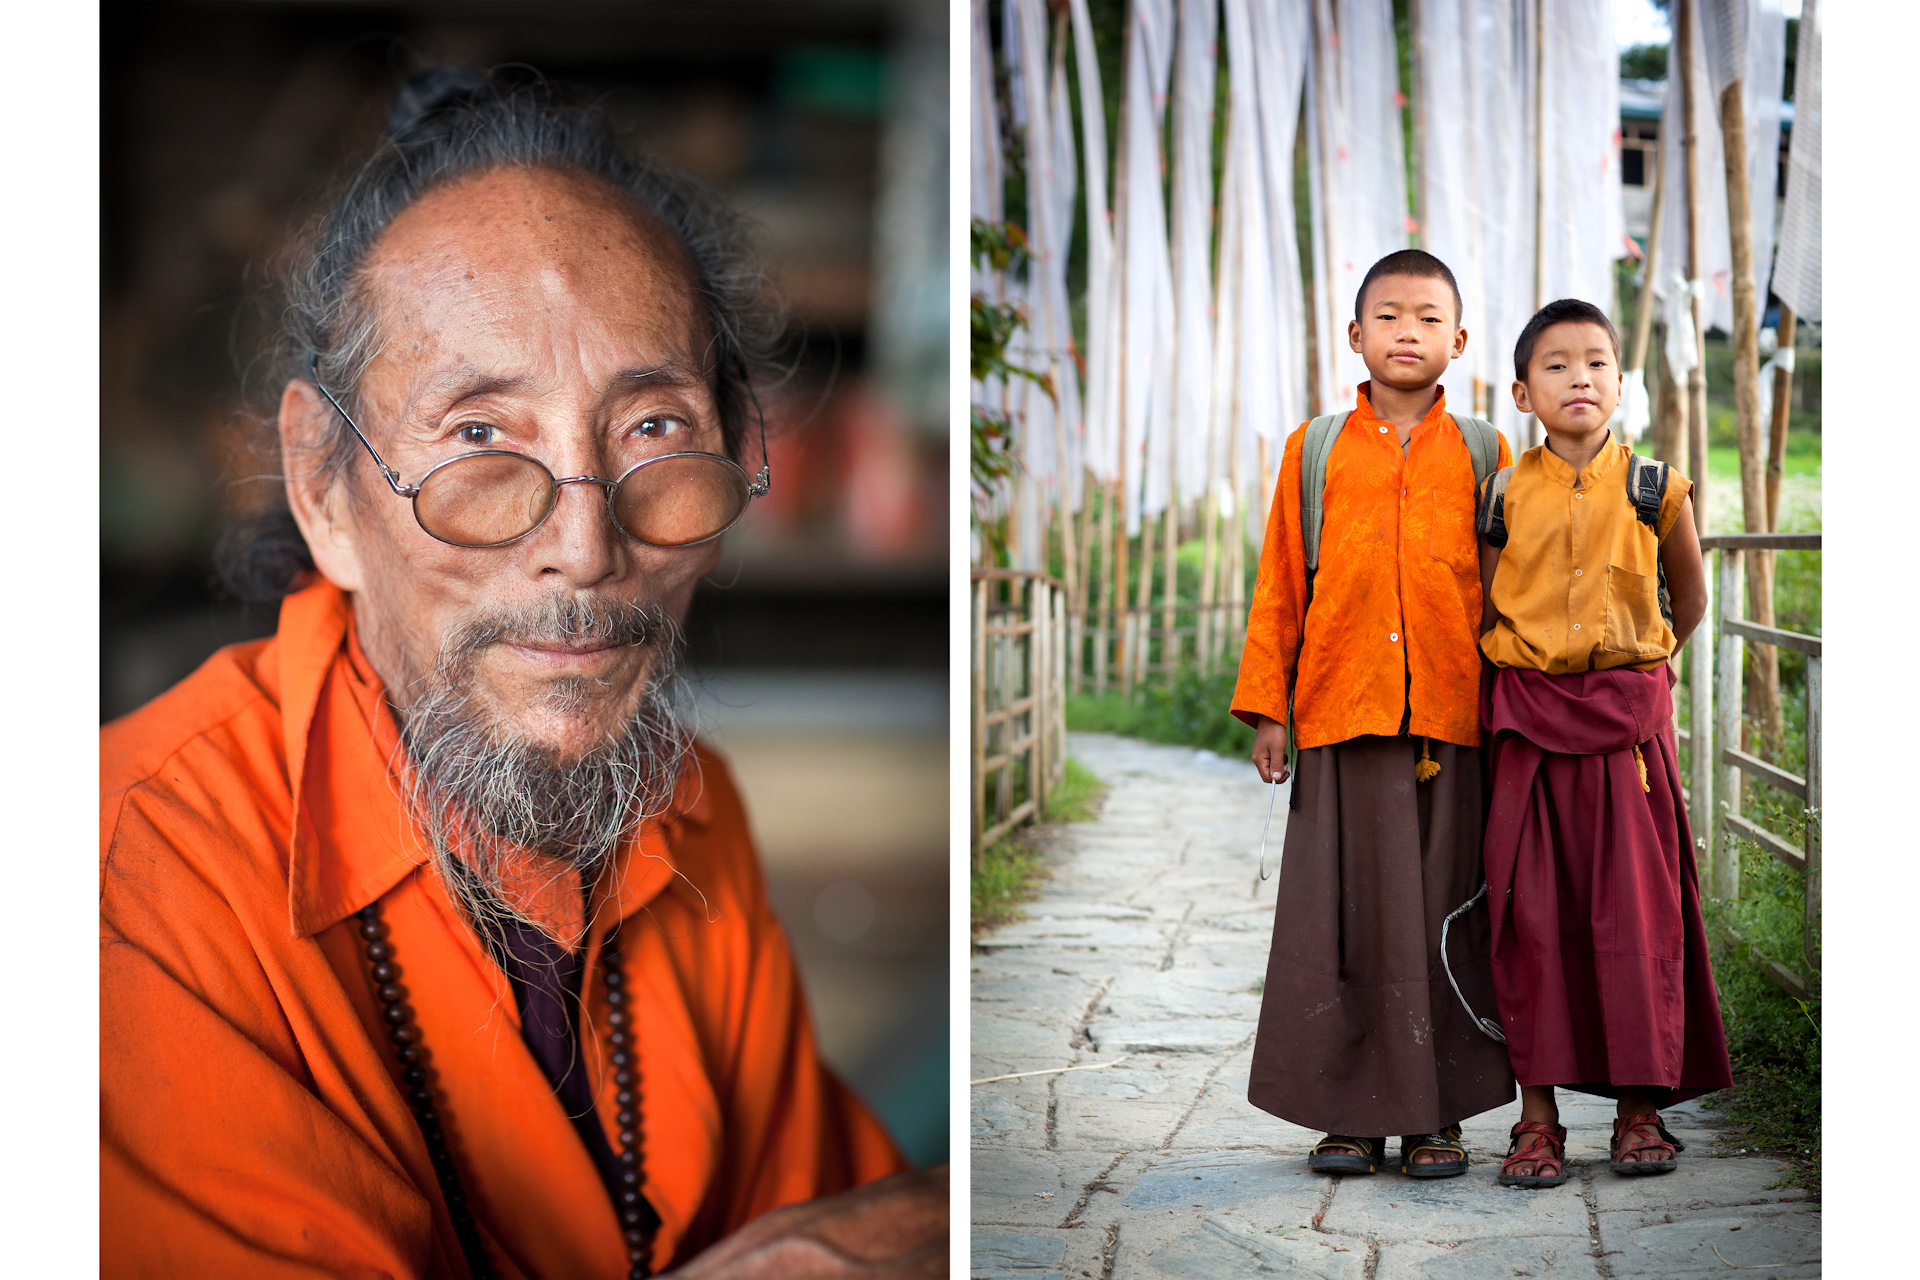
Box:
[1347,273,1467,392]
[1512,320,1623,438]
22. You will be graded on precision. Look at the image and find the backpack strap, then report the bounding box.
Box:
[1624,452,1676,624]
[1450,413,1502,492]
[1475,465,1515,548]
[1299,412,1349,574]
[1625,452,1670,530]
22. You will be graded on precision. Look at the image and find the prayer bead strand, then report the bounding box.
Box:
[603,927,657,1279]
[356,903,496,1280]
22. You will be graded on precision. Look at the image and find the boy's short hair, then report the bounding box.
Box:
[1513,298,1622,383]
[1354,249,1464,326]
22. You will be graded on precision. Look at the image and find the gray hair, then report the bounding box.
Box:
[218,66,781,600]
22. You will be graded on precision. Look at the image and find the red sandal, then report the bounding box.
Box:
[1497,1120,1571,1188]
[1609,1112,1684,1175]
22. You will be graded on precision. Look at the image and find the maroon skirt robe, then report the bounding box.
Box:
[1482,664,1732,1102]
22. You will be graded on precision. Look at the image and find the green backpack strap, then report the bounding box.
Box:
[1450,413,1502,491]
[1298,412,1349,574]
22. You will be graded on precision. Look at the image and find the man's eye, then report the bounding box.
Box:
[457,422,497,446]
[637,415,686,439]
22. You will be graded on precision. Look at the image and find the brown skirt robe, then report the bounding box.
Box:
[1247,735,1516,1136]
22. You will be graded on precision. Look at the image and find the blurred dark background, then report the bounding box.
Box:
[101,0,949,1168]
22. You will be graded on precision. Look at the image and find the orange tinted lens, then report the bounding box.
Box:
[414,453,555,547]
[611,454,750,547]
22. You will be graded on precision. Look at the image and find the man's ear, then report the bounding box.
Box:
[1452,325,1469,359]
[279,379,367,593]
[1511,379,1533,416]
[1348,317,1363,354]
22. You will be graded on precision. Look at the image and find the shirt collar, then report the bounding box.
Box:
[1531,438,1625,489]
[1354,380,1451,435]
[280,578,712,939]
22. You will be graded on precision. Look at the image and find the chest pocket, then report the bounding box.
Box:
[1601,564,1673,659]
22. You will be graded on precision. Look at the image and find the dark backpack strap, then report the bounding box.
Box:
[1475,465,1515,548]
[1625,453,1669,530]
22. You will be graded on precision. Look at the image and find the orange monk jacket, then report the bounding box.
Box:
[1230,383,1511,749]
[100,579,905,1279]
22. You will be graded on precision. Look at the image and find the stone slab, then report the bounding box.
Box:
[1596,1202,1822,1276]
[1589,1155,1811,1212]
[1120,1149,1329,1220]
[1320,1168,1591,1242]
[1133,1218,1369,1279]
[1085,1019,1255,1055]
[1376,1236,1600,1279]
[971,1148,1137,1231]
[971,1230,1067,1279]
[1100,968,1264,1021]
[981,919,1172,952]
[1051,1059,1218,1152]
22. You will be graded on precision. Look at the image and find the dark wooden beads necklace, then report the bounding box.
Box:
[355,903,656,1279]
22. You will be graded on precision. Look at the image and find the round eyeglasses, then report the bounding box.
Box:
[309,355,769,550]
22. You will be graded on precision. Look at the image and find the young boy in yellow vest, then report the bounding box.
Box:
[1474,298,1733,1187]
[1232,249,1516,1178]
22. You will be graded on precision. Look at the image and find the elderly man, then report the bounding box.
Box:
[100,70,943,1279]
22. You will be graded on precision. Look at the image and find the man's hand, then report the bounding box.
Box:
[660,1165,947,1279]
[1251,715,1290,784]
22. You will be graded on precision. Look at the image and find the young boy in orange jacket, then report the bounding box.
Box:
[1474,298,1733,1187]
[1231,249,1516,1177]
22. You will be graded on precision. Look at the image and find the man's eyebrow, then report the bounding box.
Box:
[607,361,706,393]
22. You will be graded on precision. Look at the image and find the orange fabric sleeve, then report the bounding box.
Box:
[1229,425,1309,730]
[101,802,445,1280]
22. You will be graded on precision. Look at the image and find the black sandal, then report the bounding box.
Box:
[1308,1133,1386,1174]
[1399,1124,1468,1177]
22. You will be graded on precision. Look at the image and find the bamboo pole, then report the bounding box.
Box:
[1628,134,1666,378]
[1410,0,1426,248]
[1677,0,1709,539]
[1713,548,1744,902]
[1198,485,1219,676]
[1766,305,1796,530]
[1719,76,1782,750]
[972,576,988,865]
[1161,496,1178,677]
[1128,510,1144,690]
[1072,469,1096,694]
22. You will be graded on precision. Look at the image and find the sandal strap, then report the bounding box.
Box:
[1502,1121,1567,1172]
[1313,1134,1384,1158]
[1611,1112,1684,1159]
[1401,1125,1466,1158]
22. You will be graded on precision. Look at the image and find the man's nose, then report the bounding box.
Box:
[527,477,624,587]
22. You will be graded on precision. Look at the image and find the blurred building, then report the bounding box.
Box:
[100,0,948,1168]
[1619,76,1794,245]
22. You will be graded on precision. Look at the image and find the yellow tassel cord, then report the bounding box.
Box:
[1632,743,1650,792]
[1415,737,1441,783]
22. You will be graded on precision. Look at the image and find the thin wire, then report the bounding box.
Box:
[1440,883,1507,1043]
[1257,777,1280,881]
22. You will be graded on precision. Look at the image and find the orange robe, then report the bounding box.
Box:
[1230,383,1511,748]
[100,579,906,1279]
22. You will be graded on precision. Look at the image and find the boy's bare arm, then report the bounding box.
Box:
[1477,541,1502,637]
[1660,496,1708,647]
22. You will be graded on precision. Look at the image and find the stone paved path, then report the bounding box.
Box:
[971,733,1819,1279]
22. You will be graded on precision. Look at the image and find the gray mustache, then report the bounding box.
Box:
[447,593,677,656]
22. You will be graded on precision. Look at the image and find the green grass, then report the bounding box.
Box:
[1067,665,1255,760]
[970,759,1109,939]
[1048,757,1106,823]
[971,837,1048,939]
[1705,442,1821,481]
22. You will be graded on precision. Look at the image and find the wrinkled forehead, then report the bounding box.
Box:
[358,165,711,388]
